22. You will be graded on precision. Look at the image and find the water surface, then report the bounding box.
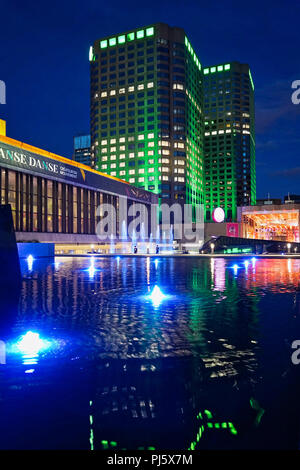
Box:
[0,256,299,449]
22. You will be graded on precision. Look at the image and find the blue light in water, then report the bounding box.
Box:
[27,255,34,271]
[16,331,50,356]
[88,265,96,278]
[232,264,239,275]
[87,258,97,278]
[25,369,35,374]
[148,285,167,307]
[154,259,159,268]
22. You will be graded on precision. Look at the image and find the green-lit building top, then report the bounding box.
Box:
[203,61,256,221]
[90,23,204,212]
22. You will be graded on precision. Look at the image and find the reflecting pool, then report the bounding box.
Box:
[0,256,299,449]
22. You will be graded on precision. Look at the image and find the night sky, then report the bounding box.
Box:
[1,0,299,199]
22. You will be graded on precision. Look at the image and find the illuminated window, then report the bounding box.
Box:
[137,30,145,39]
[127,32,134,41]
[100,40,108,49]
[118,35,125,44]
[109,37,116,46]
[146,27,154,37]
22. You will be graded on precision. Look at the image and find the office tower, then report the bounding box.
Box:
[90,23,204,211]
[203,62,256,221]
[73,134,92,166]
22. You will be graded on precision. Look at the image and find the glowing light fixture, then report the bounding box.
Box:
[88,258,96,278]
[16,331,50,356]
[148,285,166,307]
[27,254,34,271]
[232,264,239,275]
[212,207,225,223]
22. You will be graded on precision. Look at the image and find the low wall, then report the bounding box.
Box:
[16,232,102,243]
[17,242,55,259]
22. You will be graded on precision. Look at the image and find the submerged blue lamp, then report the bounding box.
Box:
[16,331,50,356]
[148,285,167,307]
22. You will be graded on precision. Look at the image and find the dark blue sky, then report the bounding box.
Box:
[1,0,299,198]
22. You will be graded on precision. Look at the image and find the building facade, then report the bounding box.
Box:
[0,134,157,243]
[238,203,300,243]
[90,23,204,214]
[203,62,256,222]
[73,134,92,166]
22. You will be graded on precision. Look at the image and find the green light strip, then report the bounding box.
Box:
[249,69,254,90]
[204,63,230,74]
[100,27,154,49]
[184,36,201,71]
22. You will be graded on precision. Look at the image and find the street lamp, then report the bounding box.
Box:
[210,242,215,254]
[287,243,291,254]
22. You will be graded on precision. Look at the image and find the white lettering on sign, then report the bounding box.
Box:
[0,145,78,179]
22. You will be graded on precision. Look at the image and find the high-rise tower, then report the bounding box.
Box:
[90,23,204,212]
[203,62,256,221]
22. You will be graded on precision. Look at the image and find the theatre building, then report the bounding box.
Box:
[0,131,158,246]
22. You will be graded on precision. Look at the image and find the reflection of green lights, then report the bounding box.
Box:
[250,397,265,426]
[204,409,213,419]
[188,409,238,450]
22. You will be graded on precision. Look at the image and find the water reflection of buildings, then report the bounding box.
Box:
[12,257,300,449]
